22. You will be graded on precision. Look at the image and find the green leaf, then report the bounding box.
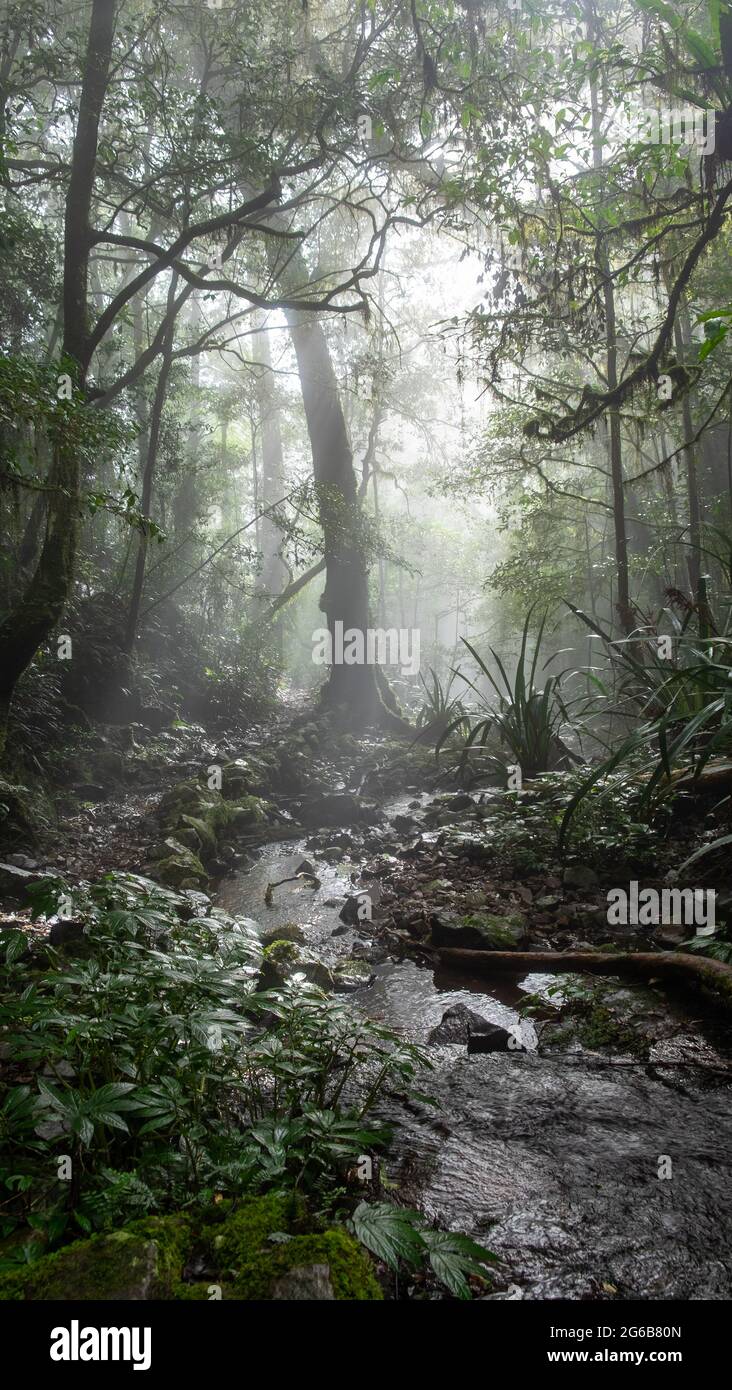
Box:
[420,1230,497,1299]
[348,1201,425,1271]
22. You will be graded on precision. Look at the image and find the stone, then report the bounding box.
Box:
[562,864,599,891]
[467,1025,525,1054]
[271,1263,336,1299]
[428,1003,496,1045]
[429,911,528,950]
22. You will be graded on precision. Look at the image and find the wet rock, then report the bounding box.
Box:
[5,853,39,870]
[259,939,334,991]
[429,1003,497,1045]
[296,793,381,828]
[294,859,316,877]
[259,922,305,946]
[339,894,370,925]
[393,813,419,834]
[331,923,349,936]
[429,911,528,950]
[467,1026,525,1054]
[333,958,375,992]
[321,847,345,864]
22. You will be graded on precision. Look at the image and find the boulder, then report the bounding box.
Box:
[562,864,599,891]
[258,939,333,991]
[428,1003,496,1045]
[0,1218,189,1300]
[297,793,381,828]
[429,911,528,950]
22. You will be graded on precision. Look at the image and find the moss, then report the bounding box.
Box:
[263,939,300,965]
[155,840,208,889]
[228,796,267,830]
[200,1195,380,1300]
[180,813,218,856]
[0,1216,190,1301]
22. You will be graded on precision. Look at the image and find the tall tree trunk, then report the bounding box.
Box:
[124,277,177,654]
[673,307,704,614]
[0,0,116,752]
[587,0,632,637]
[286,297,379,714]
[251,320,289,622]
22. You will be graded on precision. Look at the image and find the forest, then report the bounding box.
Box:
[0,0,731,1326]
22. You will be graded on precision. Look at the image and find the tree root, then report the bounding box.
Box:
[437,947,732,1010]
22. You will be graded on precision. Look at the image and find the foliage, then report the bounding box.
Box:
[348,1200,496,1300]
[0,873,429,1260]
[438,608,590,780]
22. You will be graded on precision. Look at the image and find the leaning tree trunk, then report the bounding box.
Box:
[0,0,116,754]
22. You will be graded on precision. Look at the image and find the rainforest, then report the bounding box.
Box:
[0,0,731,1347]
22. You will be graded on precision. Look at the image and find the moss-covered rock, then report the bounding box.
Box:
[202,1194,381,1300]
[259,939,334,990]
[155,838,208,889]
[259,921,305,946]
[0,1217,190,1301]
[430,911,528,950]
[0,1199,381,1302]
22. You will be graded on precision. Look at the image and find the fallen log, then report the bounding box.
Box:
[437,948,732,1009]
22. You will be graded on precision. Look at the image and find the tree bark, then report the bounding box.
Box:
[0,0,116,754]
[251,320,289,621]
[124,277,177,654]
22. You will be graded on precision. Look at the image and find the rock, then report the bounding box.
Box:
[220,759,252,799]
[652,922,688,949]
[447,835,494,864]
[5,853,38,869]
[0,1218,188,1300]
[0,862,36,897]
[333,958,375,992]
[155,840,208,889]
[297,793,381,828]
[259,940,334,991]
[331,923,349,936]
[467,1026,525,1054]
[139,704,175,733]
[429,911,528,950]
[428,1003,496,1045]
[259,922,305,946]
[48,920,88,949]
[228,796,267,830]
[294,859,316,877]
[339,894,370,925]
[271,1263,335,1299]
[562,864,599,891]
[392,813,419,834]
[321,847,345,864]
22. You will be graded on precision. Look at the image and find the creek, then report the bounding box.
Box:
[217,793,732,1300]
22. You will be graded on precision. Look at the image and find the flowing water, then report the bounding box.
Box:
[218,801,732,1300]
